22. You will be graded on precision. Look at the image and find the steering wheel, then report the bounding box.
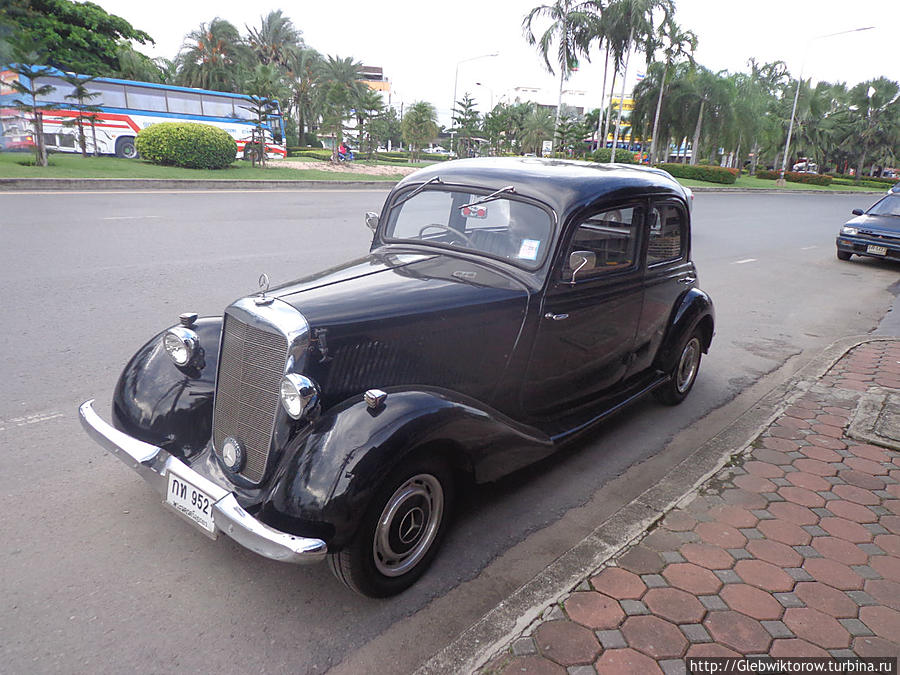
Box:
[418,224,474,247]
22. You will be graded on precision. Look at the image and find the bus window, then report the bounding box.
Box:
[89,82,127,108]
[34,76,76,103]
[125,85,167,112]
[201,95,235,118]
[167,91,202,115]
[234,101,255,120]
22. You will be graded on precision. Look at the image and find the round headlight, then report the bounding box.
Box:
[163,327,198,366]
[842,226,859,236]
[280,374,319,420]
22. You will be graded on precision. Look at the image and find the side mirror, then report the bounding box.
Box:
[567,250,596,284]
[365,212,379,231]
[851,209,864,216]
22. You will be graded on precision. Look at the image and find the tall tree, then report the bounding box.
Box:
[401,101,438,161]
[2,60,57,166]
[246,10,304,70]
[317,55,365,158]
[59,72,100,157]
[847,78,900,178]
[175,18,250,93]
[287,48,322,144]
[355,87,385,157]
[452,92,482,157]
[523,0,601,141]
[647,17,696,163]
[2,0,152,76]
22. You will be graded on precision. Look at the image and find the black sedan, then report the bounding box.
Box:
[836,192,900,262]
[79,158,714,597]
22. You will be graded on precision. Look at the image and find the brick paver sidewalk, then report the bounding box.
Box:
[481,340,900,674]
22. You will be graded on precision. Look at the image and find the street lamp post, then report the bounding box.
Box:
[451,52,498,156]
[777,26,874,186]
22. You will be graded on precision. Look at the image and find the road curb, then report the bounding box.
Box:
[0,177,885,194]
[0,177,394,191]
[414,334,894,675]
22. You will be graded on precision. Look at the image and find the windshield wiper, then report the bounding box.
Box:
[394,176,442,207]
[459,186,516,212]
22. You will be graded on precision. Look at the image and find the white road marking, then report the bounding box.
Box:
[102,215,162,220]
[733,258,757,264]
[801,245,818,250]
[0,411,65,432]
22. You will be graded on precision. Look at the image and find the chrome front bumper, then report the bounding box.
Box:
[78,400,327,564]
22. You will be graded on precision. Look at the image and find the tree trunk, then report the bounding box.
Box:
[91,119,98,156]
[77,106,87,158]
[690,99,705,166]
[649,63,668,165]
[554,66,565,151]
[35,111,47,167]
[595,45,610,151]
[602,70,618,150]
[750,139,759,175]
[611,26,635,163]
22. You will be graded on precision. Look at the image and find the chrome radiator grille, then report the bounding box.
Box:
[213,313,288,483]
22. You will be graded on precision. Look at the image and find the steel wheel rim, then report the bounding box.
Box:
[676,337,701,394]
[373,473,443,577]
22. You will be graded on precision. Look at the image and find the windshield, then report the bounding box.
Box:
[868,195,900,217]
[383,187,553,270]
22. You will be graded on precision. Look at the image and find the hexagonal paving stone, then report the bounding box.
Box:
[663,511,697,532]
[786,472,832,492]
[594,648,663,674]
[859,606,900,642]
[769,639,831,657]
[621,615,687,660]
[618,546,666,575]
[840,470,886,491]
[803,558,865,590]
[762,437,801,453]
[798,448,843,464]
[845,457,889,475]
[820,517,874,544]
[847,444,890,463]
[783,607,852,649]
[811,537,869,566]
[870,555,900,583]
[496,655,566,675]
[704,610,772,654]
[708,505,759,529]
[853,636,900,658]
[777,487,827,509]
[533,620,600,666]
[745,539,802,568]
[743,462,784,479]
[734,560,795,592]
[662,563,723,595]
[833,485,880,506]
[794,581,859,618]
[720,583,785,621]
[695,522,748,549]
[733,474,777,494]
[680,543,734,570]
[874,534,900,557]
[685,643,741,658]
[643,587,706,625]
[767,502,819,526]
[564,592,625,630]
[757,519,812,546]
[865,579,900,611]
[591,567,647,600]
[827,500,878,524]
[720,488,768,510]
[807,435,846,451]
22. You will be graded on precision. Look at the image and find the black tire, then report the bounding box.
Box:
[115,137,138,159]
[328,454,454,597]
[654,329,703,406]
[836,249,852,261]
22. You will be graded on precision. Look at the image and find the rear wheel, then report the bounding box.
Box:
[836,249,852,261]
[328,454,454,597]
[654,330,703,406]
[115,137,138,159]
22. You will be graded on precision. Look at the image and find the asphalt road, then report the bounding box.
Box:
[1,188,897,674]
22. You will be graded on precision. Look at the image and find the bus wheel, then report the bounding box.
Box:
[115,137,138,159]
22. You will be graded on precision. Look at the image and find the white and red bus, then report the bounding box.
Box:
[0,66,286,159]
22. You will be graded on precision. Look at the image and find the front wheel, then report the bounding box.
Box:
[836,249,852,261]
[115,137,138,159]
[328,455,454,597]
[654,330,703,406]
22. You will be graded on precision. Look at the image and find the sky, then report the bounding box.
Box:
[97,0,899,126]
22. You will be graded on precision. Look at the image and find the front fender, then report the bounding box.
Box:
[112,317,222,459]
[264,388,553,548]
[655,288,715,373]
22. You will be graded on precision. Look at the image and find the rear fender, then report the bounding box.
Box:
[655,288,715,373]
[265,388,553,548]
[112,317,222,459]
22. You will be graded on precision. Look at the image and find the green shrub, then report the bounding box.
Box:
[656,163,739,184]
[136,122,236,169]
[828,173,898,185]
[290,148,333,160]
[589,148,637,164]
[755,169,832,186]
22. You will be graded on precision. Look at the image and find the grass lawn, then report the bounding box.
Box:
[677,173,884,192]
[0,152,405,181]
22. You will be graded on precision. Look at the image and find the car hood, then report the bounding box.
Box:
[265,250,531,408]
[846,214,900,236]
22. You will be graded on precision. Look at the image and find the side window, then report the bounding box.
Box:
[564,206,640,279]
[648,203,686,265]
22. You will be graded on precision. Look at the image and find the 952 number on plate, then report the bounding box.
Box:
[165,471,217,535]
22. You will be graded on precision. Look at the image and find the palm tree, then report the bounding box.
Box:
[287,48,322,144]
[647,17,696,163]
[317,55,365,159]
[355,87,385,157]
[246,10,304,70]
[402,101,438,161]
[847,77,900,177]
[521,106,556,154]
[523,0,602,139]
[176,18,250,92]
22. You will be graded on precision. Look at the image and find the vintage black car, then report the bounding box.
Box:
[836,192,900,262]
[80,158,715,597]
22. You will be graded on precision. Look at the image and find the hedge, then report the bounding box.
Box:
[828,173,898,185]
[656,163,739,184]
[589,148,637,164]
[135,122,237,169]
[755,170,833,186]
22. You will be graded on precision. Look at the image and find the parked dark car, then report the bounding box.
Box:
[836,192,900,262]
[80,158,715,597]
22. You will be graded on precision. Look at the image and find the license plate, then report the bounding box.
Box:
[867,245,887,256]
[165,471,217,535]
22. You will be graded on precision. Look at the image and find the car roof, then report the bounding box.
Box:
[394,157,689,217]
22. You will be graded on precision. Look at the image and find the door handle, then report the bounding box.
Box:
[679,277,696,285]
[544,312,569,321]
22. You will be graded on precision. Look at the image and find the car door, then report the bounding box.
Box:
[631,199,694,376]
[522,202,645,417]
